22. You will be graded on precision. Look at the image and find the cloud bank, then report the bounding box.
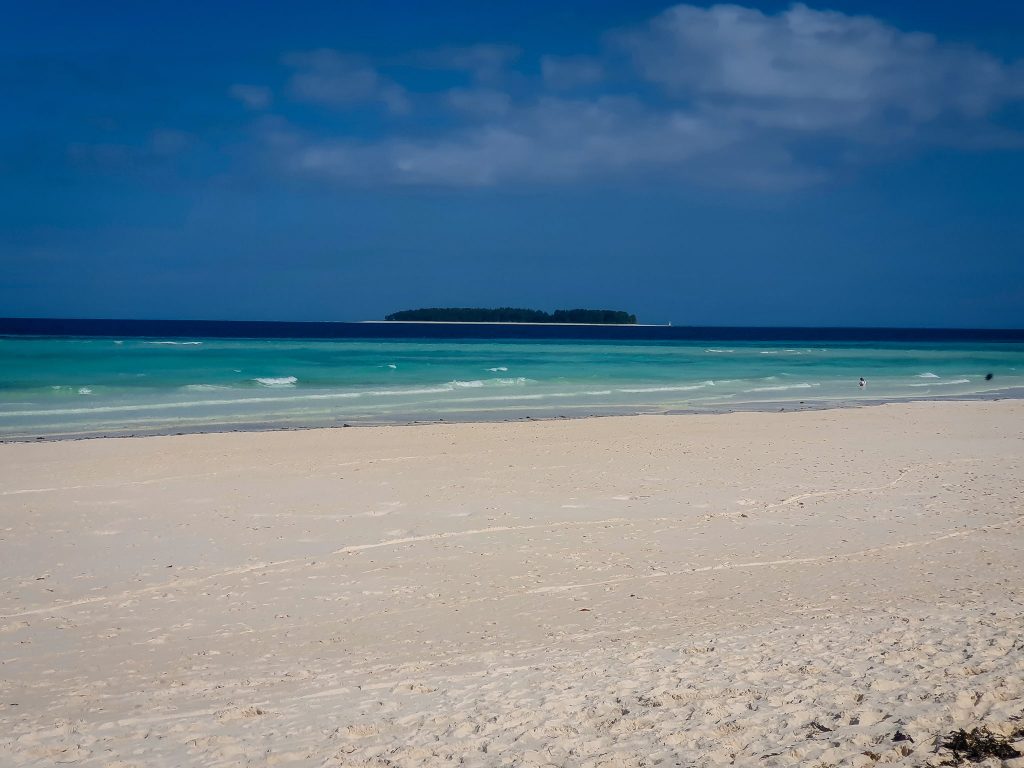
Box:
[246,3,1024,189]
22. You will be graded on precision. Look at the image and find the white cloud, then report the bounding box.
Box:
[541,55,604,90]
[285,49,410,114]
[615,3,1024,137]
[255,4,1024,189]
[229,84,272,110]
[286,96,735,186]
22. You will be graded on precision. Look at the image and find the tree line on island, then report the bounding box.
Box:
[385,308,638,324]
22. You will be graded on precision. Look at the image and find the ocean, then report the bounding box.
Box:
[1,320,1022,439]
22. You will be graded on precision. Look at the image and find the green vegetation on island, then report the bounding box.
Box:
[384,308,638,324]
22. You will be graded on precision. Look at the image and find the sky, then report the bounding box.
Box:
[2,1,1024,327]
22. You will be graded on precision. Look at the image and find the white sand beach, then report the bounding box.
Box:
[1,400,1023,767]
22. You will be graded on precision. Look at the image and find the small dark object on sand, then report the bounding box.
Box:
[893,730,913,742]
[985,372,993,381]
[940,727,1020,764]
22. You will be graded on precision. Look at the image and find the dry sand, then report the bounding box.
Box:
[1,400,1023,767]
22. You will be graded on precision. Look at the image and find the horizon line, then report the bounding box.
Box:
[2,317,1023,333]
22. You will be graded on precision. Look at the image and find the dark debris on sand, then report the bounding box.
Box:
[938,727,1021,764]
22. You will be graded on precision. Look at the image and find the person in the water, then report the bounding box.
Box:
[859,377,866,388]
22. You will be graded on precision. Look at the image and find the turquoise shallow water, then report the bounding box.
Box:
[1,336,1022,438]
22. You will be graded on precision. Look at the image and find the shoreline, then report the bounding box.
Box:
[3,386,1023,443]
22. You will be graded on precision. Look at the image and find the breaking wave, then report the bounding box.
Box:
[743,382,820,393]
[449,377,529,389]
[254,376,298,387]
[617,381,715,394]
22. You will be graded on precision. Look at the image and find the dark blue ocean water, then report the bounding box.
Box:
[2,317,1023,343]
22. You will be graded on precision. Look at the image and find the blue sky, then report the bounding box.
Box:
[3,1,1023,327]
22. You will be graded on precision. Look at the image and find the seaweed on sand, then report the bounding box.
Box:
[938,727,1021,764]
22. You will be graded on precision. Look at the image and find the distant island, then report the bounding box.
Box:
[384,307,638,324]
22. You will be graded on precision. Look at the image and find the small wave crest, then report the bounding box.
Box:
[448,377,529,389]
[617,381,714,394]
[743,382,820,393]
[78,387,93,395]
[917,372,940,378]
[909,378,971,387]
[487,366,509,372]
[254,376,298,387]
[182,384,231,392]
[146,341,203,346]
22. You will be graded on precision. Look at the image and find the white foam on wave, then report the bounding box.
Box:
[743,382,820,393]
[77,387,93,395]
[617,381,714,394]
[917,372,940,378]
[448,394,547,403]
[466,388,616,401]
[1,378,546,420]
[369,386,452,396]
[182,384,231,392]
[449,377,529,389]
[113,340,124,345]
[487,366,509,372]
[254,376,298,387]
[146,341,203,346]
[705,349,734,353]
[385,364,397,369]
[909,378,971,387]
[0,392,362,418]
